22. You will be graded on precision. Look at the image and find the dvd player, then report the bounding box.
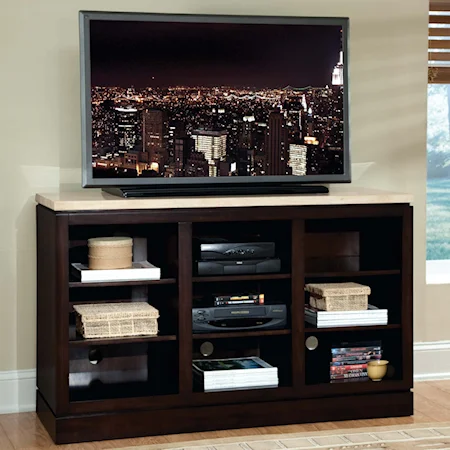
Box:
[197,258,281,276]
[198,241,275,261]
[192,304,287,332]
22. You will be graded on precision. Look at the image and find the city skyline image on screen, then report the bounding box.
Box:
[89,18,345,180]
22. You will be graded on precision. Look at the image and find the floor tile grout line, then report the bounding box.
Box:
[430,428,445,436]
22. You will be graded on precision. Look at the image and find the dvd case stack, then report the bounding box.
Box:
[193,357,278,392]
[330,341,382,382]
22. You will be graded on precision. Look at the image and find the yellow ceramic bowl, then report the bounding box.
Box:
[367,360,389,381]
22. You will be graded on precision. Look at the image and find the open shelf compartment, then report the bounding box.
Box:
[68,222,179,282]
[69,340,179,403]
[304,272,403,327]
[192,333,292,393]
[192,220,291,278]
[304,328,403,387]
[304,216,403,274]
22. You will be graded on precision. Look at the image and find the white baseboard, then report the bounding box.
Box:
[426,260,450,284]
[0,369,36,414]
[1,343,450,414]
[414,340,450,381]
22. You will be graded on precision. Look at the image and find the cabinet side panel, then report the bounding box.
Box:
[36,206,69,415]
[291,219,305,390]
[36,206,58,412]
[402,205,414,387]
[178,222,193,394]
[55,213,70,412]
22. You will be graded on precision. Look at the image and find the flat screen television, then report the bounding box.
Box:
[79,11,350,197]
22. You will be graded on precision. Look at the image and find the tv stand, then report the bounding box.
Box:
[35,188,413,444]
[102,183,329,198]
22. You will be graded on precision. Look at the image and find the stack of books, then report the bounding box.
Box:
[304,304,388,328]
[193,357,278,392]
[330,340,382,382]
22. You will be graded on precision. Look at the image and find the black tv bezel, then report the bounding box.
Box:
[79,11,351,188]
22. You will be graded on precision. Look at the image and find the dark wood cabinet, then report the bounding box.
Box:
[36,199,413,444]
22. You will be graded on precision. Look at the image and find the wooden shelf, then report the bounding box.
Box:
[304,324,401,333]
[190,386,294,403]
[193,329,291,340]
[69,334,177,346]
[69,383,178,403]
[303,379,408,397]
[69,278,177,288]
[193,273,291,283]
[305,270,401,278]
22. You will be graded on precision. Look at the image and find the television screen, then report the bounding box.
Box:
[80,12,350,188]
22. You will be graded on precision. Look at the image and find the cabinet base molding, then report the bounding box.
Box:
[37,390,413,445]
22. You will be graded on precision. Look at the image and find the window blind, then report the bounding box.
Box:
[429,1,450,82]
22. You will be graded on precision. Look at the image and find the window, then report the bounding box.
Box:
[428,1,450,283]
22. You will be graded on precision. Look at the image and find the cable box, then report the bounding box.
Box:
[198,241,276,261]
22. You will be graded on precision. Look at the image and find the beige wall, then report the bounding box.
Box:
[424,284,450,341]
[0,0,431,371]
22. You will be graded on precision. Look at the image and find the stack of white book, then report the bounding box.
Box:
[305,304,388,328]
[192,357,278,392]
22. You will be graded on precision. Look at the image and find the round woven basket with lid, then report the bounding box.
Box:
[88,237,133,270]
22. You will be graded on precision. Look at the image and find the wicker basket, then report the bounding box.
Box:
[305,282,371,311]
[73,302,159,339]
[88,237,133,270]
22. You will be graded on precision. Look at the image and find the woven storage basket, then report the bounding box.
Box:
[88,237,133,270]
[305,282,371,311]
[73,302,159,339]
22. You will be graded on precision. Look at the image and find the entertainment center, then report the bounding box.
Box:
[35,188,413,444]
[33,8,414,444]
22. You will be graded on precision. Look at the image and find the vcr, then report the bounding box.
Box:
[192,304,287,332]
